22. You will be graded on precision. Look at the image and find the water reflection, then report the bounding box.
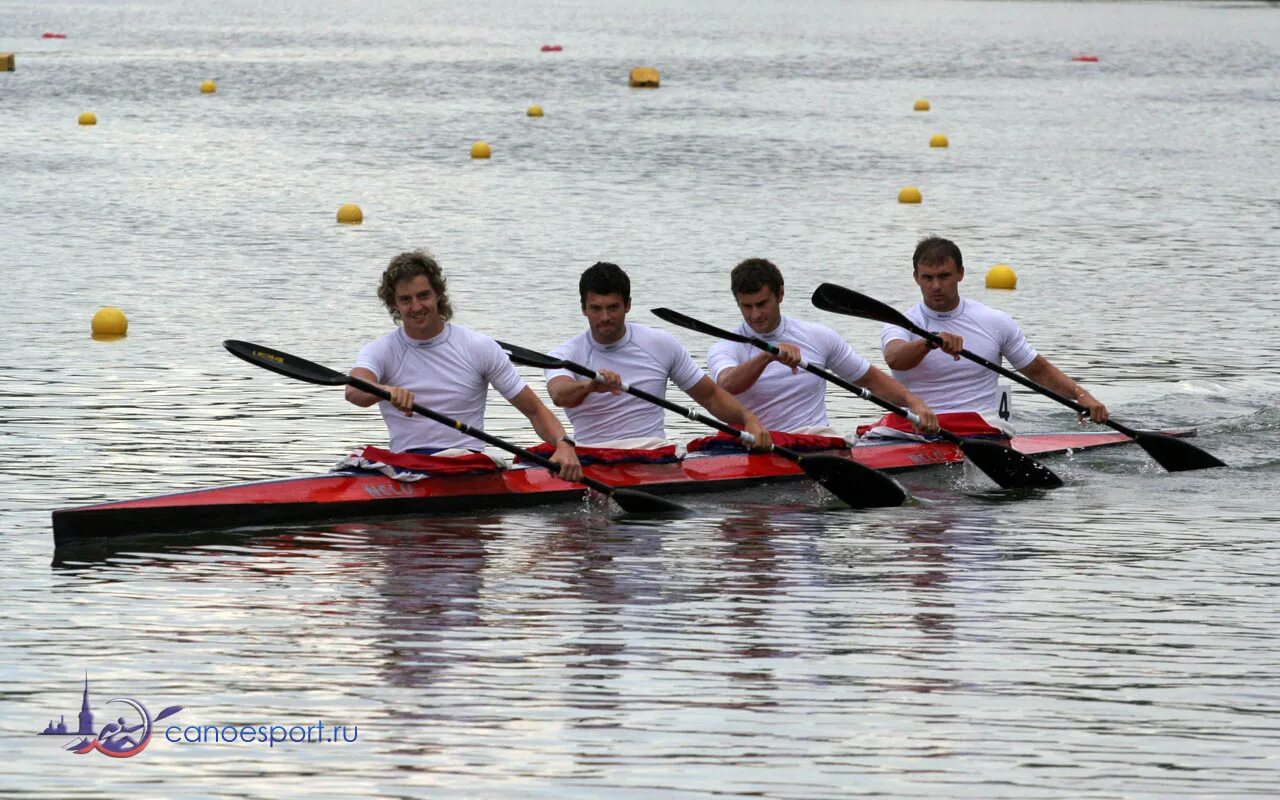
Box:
[367,518,500,691]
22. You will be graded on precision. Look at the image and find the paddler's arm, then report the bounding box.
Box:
[1019,356,1109,423]
[546,371,623,408]
[509,386,583,482]
[715,343,802,394]
[853,366,940,434]
[686,376,772,452]
[883,333,964,370]
[346,368,415,415]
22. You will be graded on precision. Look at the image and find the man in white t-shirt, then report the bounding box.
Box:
[706,258,938,437]
[877,236,1108,435]
[347,250,582,482]
[545,262,771,450]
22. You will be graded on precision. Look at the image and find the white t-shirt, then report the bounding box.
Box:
[881,298,1037,414]
[546,323,706,444]
[706,315,870,431]
[354,324,527,452]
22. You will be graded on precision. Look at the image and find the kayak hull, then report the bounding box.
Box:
[50,429,1193,546]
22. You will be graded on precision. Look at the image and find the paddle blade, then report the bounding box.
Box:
[798,455,908,508]
[958,439,1064,489]
[812,283,914,329]
[496,340,565,370]
[607,487,688,514]
[1133,430,1226,472]
[223,340,349,386]
[650,308,755,344]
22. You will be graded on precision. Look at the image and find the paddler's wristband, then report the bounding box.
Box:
[556,435,576,447]
[925,336,939,351]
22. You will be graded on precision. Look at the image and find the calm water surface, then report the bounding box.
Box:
[2,1,1278,796]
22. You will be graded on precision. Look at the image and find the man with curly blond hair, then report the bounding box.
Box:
[346,250,582,481]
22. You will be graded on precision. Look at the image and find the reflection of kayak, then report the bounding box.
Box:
[51,429,1194,545]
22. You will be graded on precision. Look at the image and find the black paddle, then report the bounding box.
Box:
[495,340,909,509]
[650,308,1063,490]
[222,340,687,514]
[811,283,1227,472]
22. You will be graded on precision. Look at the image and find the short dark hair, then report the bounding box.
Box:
[730,258,784,296]
[579,262,630,306]
[913,237,964,274]
[378,250,454,322]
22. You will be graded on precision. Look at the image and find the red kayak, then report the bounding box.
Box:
[51,429,1193,546]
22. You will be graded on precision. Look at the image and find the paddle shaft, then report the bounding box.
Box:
[649,309,1079,489]
[885,318,1147,435]
[542,360,759,448]
[810,285,1226,473]
[346,375,628,498]
[501,339,909,506]
[223,340,688,510]
[550,353,874,467]
[727,332,971,444]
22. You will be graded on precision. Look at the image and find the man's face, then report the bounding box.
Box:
[734,285,784,334]
[583,291,630,344]
[914,258,963,312]
[394,274,444,339]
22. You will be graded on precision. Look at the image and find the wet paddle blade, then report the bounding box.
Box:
[798,455,908,508]
[608,487,688,514]
[812,283,914,328]
[223,340,349,386]
[958,439,1064,489]
[496,340,565,370]
[1133,430,1227,472]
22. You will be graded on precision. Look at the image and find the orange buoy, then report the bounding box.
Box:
[336,203,363,224]
[42,32,67,39]
[1072,55,1099,62]
[985,264,1017,290]
[91,307,128,337]
[629,67,660,88]
[540,44,563,52]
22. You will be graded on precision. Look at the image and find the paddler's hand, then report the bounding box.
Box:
[743,417,772,452]
[772,343,802,373]
[387,386,415,416]
[909,401,940,435]
[930,332,964,360]
[1075,389,1108,424]
[591,369,623,395]
[551,440,583,482]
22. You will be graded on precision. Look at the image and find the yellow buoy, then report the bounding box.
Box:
[929,133,949,148]
[913,98,930,112]
[78,111,97,126]
[471,141,491,159]
[629,67,660,88]
[0,52,14,71]
[526,105,544,117]
[200,79,217,94]
[898,186,922,204]
[336,203,363,224]
[986,264,1018,290]
[91,307,128,337]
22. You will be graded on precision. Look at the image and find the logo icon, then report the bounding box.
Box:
[37,673,182,758]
